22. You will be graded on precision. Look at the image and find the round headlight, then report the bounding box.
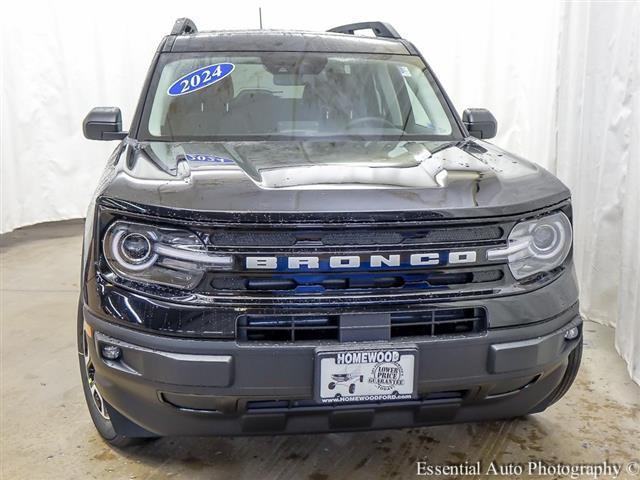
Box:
[487,211,572,280]
[102,221,233,290]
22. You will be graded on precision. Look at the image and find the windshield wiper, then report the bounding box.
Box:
[429,139,468,155]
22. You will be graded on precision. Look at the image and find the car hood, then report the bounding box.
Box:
[99,139,570,220]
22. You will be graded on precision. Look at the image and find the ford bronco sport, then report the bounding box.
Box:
[79,18,582,446]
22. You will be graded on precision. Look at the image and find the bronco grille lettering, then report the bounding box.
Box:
[244,251,478,270]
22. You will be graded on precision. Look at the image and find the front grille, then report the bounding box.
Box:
[236,307,487,342]
[196,219,511,297]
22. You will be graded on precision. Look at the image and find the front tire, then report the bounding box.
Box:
[531,338,583,413]
[77,300,155,447]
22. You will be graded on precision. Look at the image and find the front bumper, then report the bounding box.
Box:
[83,302,582,436]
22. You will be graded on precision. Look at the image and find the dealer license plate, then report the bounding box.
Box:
[316,347,416,404]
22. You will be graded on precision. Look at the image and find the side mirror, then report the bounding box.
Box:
[83,107,127,141]
[462,108,497,140]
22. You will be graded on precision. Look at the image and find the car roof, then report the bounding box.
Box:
[166,30,412,55]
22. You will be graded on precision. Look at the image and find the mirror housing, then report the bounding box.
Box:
[462,108,497,140]
[83,107,127,141]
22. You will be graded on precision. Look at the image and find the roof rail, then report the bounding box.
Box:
[171,17,198,36]
[327,21,401,39]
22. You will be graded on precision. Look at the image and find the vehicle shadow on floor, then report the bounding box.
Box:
[105,416,554,479]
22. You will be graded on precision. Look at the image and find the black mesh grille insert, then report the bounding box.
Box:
[207,225,504,248]
[237,307,487,342]
[209,269,503,293]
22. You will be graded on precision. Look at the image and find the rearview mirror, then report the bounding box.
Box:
[462,108,497,140]
[83,107,127,141]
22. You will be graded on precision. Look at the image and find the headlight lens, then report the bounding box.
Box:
[120,233,153,264]
[487,211,572,280]
[103,221,232,289]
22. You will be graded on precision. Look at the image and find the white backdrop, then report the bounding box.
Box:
[1,0,638,383]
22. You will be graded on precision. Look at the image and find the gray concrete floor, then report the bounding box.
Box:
[1,220,639,480]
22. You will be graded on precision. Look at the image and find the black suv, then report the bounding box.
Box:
[79,19,582,446]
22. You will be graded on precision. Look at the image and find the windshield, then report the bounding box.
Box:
[139,52,462,141]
